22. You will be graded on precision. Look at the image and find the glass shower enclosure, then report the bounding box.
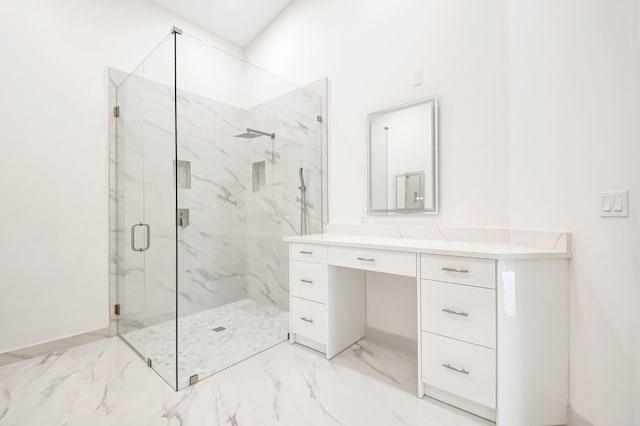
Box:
[109,28,326,389]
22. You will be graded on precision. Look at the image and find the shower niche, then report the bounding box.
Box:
[252,161,266,192]
[109,28,327,390]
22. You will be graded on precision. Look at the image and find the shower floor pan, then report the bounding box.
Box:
[121,298,289,389]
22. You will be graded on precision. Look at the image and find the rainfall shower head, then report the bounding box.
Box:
[234,128,275,140]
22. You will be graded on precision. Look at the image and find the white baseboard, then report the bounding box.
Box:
[0,325,113,367]
[568,406,595,426]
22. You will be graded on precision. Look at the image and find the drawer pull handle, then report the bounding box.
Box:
[441,267,469,273]
[299,250,313,255]
[356,257,375,262]
[442,363,469,375]
[441,308,469,317]
[300,316,314,323]
[299,278,314,284]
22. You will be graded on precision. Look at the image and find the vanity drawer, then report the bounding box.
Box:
[421,332,496,409]
[420,254,495,289]
[290,261,328,304]
[421,279,496,348]
[328,246,416,277]
[291,296,327,345]
[291,243,327,264]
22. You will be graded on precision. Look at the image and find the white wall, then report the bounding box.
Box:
[0,0,242,353]
[247,1,640,424]
[365,272,416,340]
[508,0,640,424]
[246,0,511,227]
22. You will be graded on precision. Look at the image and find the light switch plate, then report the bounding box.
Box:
[600,190,628,217]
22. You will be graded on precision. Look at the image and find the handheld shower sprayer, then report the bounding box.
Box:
[298,168,306,191]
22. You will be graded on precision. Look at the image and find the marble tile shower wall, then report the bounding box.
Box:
[112,69,323,324]
[176,93,250,316]
[245,88,323,310]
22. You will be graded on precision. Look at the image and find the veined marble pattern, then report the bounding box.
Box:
[326,224,570,253]
[110,68,325,319]
[176,92,250,317]
[113,69,177,331]
[122,299,288,389]
[0,327,111,368]
[245,86,324,311]
[109,66,326,388]
[0,334,491,426]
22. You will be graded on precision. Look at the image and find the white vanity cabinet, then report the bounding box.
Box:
[289,243,330,351]
[289,243,408,359]
[285,233,570,425]
[419,254,498,419]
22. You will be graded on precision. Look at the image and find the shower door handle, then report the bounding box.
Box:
[141,224,150,251]
[131,223,151,252]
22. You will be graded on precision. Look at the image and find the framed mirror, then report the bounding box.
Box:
[368,97,438,214]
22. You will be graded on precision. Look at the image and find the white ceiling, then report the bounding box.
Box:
[152,0,292,47]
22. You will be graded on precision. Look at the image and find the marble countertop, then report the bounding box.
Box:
[283,233,572,260]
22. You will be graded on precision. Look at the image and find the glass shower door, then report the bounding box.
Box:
[172,33,325,388]
[115,74,146,355]
[113,29,326,390]
[114,34,178,389]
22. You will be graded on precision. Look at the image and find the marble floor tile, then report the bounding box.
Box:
[0,334,492,426]
[122,298,289,389]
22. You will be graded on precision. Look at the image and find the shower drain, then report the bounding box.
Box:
[212,326,226,332]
